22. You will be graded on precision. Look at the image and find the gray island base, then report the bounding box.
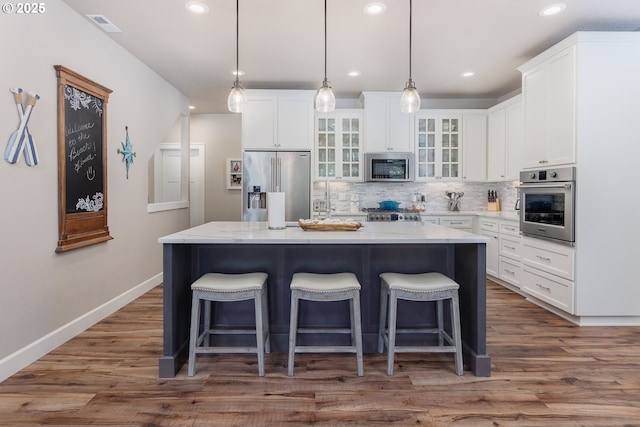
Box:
[158,221,491,377]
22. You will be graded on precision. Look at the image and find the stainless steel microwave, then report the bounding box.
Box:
[365,152,414,182]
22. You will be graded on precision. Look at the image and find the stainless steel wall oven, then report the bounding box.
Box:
[519,167,576,245]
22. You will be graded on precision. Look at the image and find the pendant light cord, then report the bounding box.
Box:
[235,0,240,84]
[408,0,412,81]
[324,0,328,81]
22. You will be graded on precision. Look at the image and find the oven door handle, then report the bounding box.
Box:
[518,182,573,189]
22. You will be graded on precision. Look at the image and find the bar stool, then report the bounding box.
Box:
[188,272,270,377]
[287,272,364,377]
[377,272,463,376]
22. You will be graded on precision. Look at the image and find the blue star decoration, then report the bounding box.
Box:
[117,126,136,179]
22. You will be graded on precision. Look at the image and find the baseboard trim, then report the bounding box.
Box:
[0,273,162,383]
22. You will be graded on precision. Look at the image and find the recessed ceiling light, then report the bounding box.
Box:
[348,71,361,77]
[232,70,245,76]
[461,71,475,78]
[538,3,566,16]
[189,105,196,110]
[185,1,209,14]
[364,2,386,15]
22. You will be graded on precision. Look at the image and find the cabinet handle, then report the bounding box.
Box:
[505,245,516,250]
[538,160,548,164]
[536,255,551,262]
[450,221,463,225]
[504,227,516,232]
[504,269,515,275]
[536,283,551,292]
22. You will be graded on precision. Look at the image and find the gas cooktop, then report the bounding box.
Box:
[362,208,422,222]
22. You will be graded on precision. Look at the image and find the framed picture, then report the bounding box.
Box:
[227,158,242,190]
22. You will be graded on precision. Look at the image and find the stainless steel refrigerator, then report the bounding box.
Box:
[242,151,311,222]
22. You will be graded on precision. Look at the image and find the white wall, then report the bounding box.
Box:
[0,0,190,380]
[190,114,242,221]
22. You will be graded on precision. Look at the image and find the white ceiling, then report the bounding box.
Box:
[62,0,640,113]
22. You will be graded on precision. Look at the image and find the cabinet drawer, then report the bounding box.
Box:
[522,238,575,280]
[499,220,520,237]
[440,217,473,229]
[421,216,439,225]
[499,235,522,261]
[521,267,574,314]
[499,256,521,288]
[478,218,499,232]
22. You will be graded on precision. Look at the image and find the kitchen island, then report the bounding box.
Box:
[158,221,491,377]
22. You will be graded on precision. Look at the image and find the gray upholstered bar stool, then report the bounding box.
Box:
[287,272,364,377]
[377,272,463,376]
[188,272,270,377]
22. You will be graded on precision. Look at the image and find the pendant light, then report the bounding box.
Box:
[228,0,247,113]
[315,0,335,112]
[400,0,420,113]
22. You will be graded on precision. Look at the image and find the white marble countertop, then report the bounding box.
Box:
[159,221,491,245]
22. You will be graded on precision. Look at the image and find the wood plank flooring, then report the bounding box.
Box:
[1,281,640,426]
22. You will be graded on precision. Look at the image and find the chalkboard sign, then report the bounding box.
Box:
[63,84,104,214]
[55,66,113,253]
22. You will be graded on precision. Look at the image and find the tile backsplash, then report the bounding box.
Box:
[313,180,520,214]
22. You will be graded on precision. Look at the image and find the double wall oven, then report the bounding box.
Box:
[519,167,576,245]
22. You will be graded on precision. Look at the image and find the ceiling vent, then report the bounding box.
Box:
[86,14,122,33]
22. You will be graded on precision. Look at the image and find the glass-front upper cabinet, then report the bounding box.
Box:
[315,110,363,181]
[415,114,461,180]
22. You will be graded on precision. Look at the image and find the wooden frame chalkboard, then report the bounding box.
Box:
[55,66,113,252]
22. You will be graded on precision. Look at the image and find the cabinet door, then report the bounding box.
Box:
[242,96,277,149]
[440,117,461,179]
[277,96,313,150]
[462,114,487,181]
[522,65,548,168]
[487,108,507,181]
[363,96,388,152]
[505,101,524,180]
[388,104,413,152]
[315,112,362,181]
[547,46,576,166]
[481,230,499,277]
[340,115,362,180]
[416,117,437,179]
[316,116,337,179]
[363,93,413,152]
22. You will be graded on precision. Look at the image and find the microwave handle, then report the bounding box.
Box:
[518,182,573,189]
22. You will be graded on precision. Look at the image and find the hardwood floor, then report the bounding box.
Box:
[1,281,640,426]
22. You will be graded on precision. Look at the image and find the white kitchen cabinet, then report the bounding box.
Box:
[242,90,315,150]
[461,113,487,182]
[487,95,523,181]
[477,217,499,277]
[521,266,574,314]
[315,110,363,181]
[360,92,413,153]
[439,216,473,232]
[421,215,473,232]
[519,46,576,168]
[521,236,575,281]
[415,114,461,180]
[499,257,521,288]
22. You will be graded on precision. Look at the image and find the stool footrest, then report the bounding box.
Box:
[293,346,358,353]
[206,328,262,335]
[391,345,457,354]
[194,346,259,354]
[297,327,353,334]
